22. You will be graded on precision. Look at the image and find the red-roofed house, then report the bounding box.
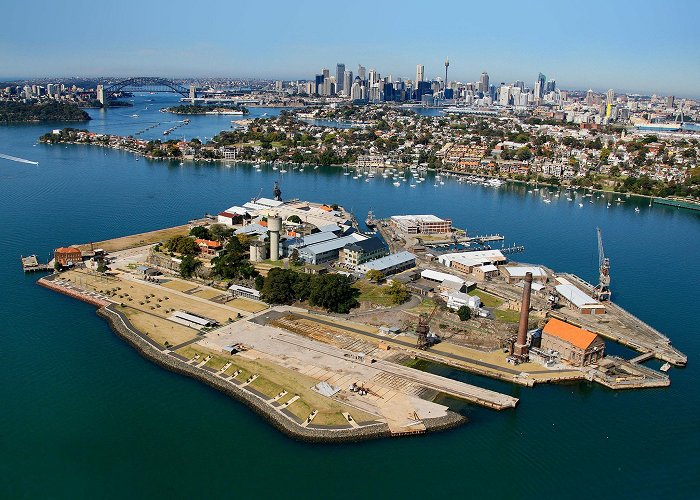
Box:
[54,247,82,267]
[195,239,223,257]
[542,318,605,367]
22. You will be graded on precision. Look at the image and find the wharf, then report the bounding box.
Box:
[21,255,51,273]
[555,274,687,367]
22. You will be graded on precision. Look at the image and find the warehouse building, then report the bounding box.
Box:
[541,318,605,367]
[356,251,416,277]
[438,250,507,274]
[555,277,606,314]
[390,215,452,235]
[298,234,368,264]
[502,266,548,284]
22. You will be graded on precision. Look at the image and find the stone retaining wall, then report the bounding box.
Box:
[97,305,403,443]
[38,277,111,308]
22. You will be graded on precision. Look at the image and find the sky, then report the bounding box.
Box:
[2,0,699,98]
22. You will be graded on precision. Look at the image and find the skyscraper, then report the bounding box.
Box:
[480,72,489,94]
[336,63,345,93]
[416,64,424,86]
[343,70,353,97]
[358,65,366,82]
[536,73,546,98]
[606,88,615,105]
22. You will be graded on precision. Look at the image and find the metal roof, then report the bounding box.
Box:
[359,251,416,271]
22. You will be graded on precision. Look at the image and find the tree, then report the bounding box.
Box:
[209,223,233,242]
[179,255,201,278]
[254,275,265,291]
[190,226,211,239]
[365,270,384,283]
[386,281,409,305]
[261,268,299,304]
[175,237,199,256]
[289,248,303,266]
[457,305,471,321]
[287,215,302,224]
[308,274,359,313]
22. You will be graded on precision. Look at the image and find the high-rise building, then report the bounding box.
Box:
[336,63,345,93]
[536,73,546,98]
[314,74,324,95]
[358,65,366,82]
[585,89,595,106]
[96,84,106,106]
[343,70,353,97]
[666,95,675,108]
[368,69,380,86]
[480,72,489,94]
[416,64,425,86]
[606,89,615,105]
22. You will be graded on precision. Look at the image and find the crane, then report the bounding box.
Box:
[416,304,439,350]
[594,227,611,301]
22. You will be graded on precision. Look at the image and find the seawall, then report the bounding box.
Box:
[96,304,466,442]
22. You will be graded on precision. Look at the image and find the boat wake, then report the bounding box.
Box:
[0,152,39,165]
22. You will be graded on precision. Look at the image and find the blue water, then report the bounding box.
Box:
[1,95,699,498]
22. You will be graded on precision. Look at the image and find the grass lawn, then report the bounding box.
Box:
[287,399,314,421]
[495,308,520,323]
[225,298,267,313]
[192,289,222,300]
[161,280,199,293]
[355,281,395,307]
[313,411,351,427]
[249,377,284,398]
[76,225,189,253]
[122,308,197,347]
[204,355,229,371]
[469,289,504,308]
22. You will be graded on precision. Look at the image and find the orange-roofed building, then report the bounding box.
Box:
[54,247,83,267]
[195,238,223,257]
[541,318,605,367]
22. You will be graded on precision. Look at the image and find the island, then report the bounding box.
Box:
[1,101,91,123]
[27,188,686,442]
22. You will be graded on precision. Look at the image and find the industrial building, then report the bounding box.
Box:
[390,215,452,234]
[555,276,606,314]
[298,234,368,264]
[356,251,416,276]
[340,238,389,268]
[438,250,507,274]
[229,284,262,300]
[541,318,605,367]
[502,266,548,284]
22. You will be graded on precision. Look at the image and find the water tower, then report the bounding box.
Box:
[267,216,282,261]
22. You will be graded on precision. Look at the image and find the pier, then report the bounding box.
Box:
[20,255,51,272]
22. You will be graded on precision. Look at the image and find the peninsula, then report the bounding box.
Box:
[29,188,685,441]
[1,101,90,123]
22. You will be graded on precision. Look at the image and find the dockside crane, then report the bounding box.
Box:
[594,227,611,301]
[416,304,439,350]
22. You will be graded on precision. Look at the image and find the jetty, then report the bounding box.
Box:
[21,255,51,272]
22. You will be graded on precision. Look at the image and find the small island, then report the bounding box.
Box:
[0,101,91,123]
[164,104,249,115]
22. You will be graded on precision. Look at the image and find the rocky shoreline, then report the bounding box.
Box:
[95,304,467,443]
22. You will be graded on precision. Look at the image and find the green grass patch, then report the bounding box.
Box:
[355,281,395,306]
[313,411,350,426]
[495,308,520,323]
[287,399,313,421]
[469,289,503,308]
[249,377,284,398]
[204,355,229,371]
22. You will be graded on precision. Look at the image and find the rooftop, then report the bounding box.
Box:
[543,318,599,350]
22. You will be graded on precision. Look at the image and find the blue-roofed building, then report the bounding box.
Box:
[339,237,388,268]
[298,235,368,264]
[356,251,416,277]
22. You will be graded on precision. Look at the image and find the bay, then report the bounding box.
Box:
[1,94,698,499]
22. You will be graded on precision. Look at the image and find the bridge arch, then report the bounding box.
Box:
[104,77,189,97]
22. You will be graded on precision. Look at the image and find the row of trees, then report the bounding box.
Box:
[260,268,359,313]
[1,101,90,123]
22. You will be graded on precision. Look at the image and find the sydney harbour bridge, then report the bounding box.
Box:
[97,77,193,104]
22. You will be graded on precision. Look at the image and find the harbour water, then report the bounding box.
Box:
[1,95,699,498]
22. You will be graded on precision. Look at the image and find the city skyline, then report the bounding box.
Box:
[1,0,699,98]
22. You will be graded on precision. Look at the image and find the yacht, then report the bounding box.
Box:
[393,181,401,187]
